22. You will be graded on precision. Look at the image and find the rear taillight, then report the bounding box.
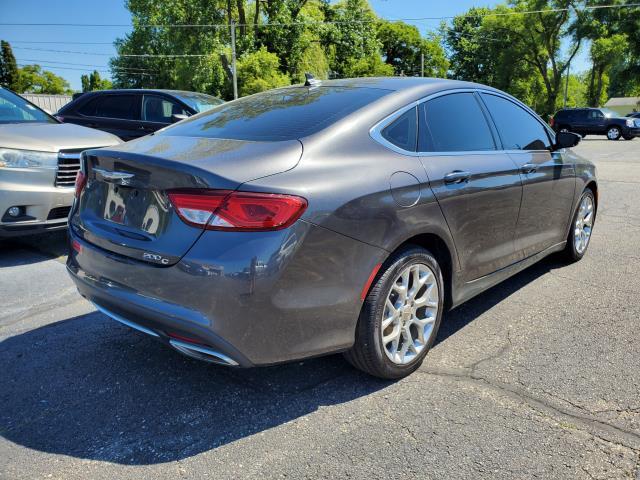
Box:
[549,116,555,127]
[168,189,307,231]
[75,170,87,198]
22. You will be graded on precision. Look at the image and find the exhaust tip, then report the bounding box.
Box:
[169,339,239,366]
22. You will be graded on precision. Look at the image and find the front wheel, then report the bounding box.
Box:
[344,247,444,379]
[564,189,596,262]
[607,126,621,140]
[623,135,635,141]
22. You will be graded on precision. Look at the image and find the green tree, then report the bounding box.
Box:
[586,34,626,106]
[81,70,113,92]
[14,65,72,94]
[445,2,587,115]
[236,46,290,96]
[377,21,448,77]
[0,40,19,90]
[322,0,384,78]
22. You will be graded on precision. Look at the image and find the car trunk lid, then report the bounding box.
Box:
[70,135,302,265]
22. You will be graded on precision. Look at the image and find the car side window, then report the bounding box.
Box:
[481,93,551,151]
[590,110,604,119]
[142,95,188,123]
[418,93,495,152]
[381,107,417,151]
[90,95,139,120]
[77,97,100,117]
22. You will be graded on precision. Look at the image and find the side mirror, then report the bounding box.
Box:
[171,113,188,123]
[553,131,581,150]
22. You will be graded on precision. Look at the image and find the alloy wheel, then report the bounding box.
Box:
[381,263,439,365]
[574,195,594,254]
[607,127,620,140]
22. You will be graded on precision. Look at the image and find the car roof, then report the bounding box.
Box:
[313,77,498,94]
[81,89,213,96]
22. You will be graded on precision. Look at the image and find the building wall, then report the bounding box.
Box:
[20,94,72,114]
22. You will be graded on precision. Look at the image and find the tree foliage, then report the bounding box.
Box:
[13,65,72,95]
[81,70,113,92]
[111,0,448,99]
[0,40,19,90]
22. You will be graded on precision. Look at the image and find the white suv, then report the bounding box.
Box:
[0,87,120,237]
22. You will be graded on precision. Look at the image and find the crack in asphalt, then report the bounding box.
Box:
[417,335,640,456]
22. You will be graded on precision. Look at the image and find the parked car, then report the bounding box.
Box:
[56,89,224,141]
[67,78,596,379]
[550,107,639,140]
[0,87,120,238]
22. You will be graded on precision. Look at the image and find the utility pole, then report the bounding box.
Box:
[421,53,424,77]
[563,61,570,108]
[230,20,238,100]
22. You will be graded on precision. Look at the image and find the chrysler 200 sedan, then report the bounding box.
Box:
[67,78,596,379]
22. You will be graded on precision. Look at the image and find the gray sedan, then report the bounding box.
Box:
[66,78,597,379]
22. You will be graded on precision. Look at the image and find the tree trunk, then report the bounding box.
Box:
[236,0,246,37]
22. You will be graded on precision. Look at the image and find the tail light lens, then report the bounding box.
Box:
[168,189,307,231]
[549,116,555,127]
[75,170,87,199]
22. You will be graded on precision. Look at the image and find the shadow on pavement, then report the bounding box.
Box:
[0,254,560,465]
[0,231,68,268]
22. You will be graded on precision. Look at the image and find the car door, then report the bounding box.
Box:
[77,93,142,141]
[480,92,576,259]
[569,109,589,135]
[140,94,190,135]
[418,91,523,282]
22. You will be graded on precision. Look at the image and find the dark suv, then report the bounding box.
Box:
[551,107,639,140]
[56,89,223,141]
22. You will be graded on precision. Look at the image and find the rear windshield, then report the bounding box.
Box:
[171,91,224,113]
[160,86,391,141]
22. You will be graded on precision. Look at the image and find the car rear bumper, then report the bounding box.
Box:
[66,220,387,366]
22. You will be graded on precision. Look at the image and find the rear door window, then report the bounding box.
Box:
[142,95,188,123]
[418,92,495,152]
[86,95,140,120]
[381,107,417,151]
[481,93,551,151]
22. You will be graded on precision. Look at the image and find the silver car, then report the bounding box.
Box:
[0,87,120,237]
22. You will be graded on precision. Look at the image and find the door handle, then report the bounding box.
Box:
[521,163,538,174]
[443,170,471,185]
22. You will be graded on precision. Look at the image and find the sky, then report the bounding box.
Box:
[0,0,590,91]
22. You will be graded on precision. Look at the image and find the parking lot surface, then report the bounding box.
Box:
[1,138,639,479]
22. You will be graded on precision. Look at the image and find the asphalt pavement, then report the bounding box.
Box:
[1,138,639,479]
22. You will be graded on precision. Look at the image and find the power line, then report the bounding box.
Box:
[16,58,156,72]
[13,46,212,57]
[16,63,154,76]
[1,3,639,28]
[5,40,114,45]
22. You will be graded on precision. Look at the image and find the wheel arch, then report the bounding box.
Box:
[385,232,456,310]
[585,180,598,209]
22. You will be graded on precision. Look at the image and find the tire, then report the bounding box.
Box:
[623,135,634,141]
[564,189,596,262]
[344,246,444,379]
[607,126,621,140]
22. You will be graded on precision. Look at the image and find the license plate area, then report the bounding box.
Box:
[102,183,170,235]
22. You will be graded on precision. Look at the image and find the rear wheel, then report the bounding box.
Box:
[623,135,634,141]
[344,247,444,379]
[564,189,596,262]
[607,126,621,140]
